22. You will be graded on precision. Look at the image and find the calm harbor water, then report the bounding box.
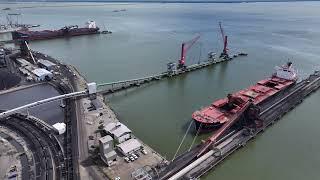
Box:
[2,1,320,179]
[0,84,64,125]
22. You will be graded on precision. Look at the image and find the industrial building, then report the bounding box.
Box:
[105,123,132,143]
[32,68,53,81]
[99,135,117,166]
[16,58,32,67]
[116,138,142,156]
[104,122,121,132]
[38,59,56,70]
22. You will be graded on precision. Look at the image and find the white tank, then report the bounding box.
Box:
[274,62,297,81]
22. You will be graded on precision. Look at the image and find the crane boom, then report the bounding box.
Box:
[179,35,201,69]
[219,22,228,55]
[219,22,225,41]
[196,100,252,157]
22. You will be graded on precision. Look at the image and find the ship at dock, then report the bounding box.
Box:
[192,62,298,131]
[12,21,100,41]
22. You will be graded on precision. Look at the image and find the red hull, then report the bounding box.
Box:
[192,70,296,131]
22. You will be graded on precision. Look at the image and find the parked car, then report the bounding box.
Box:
[141,149,148,155]
[135,152,140,158]
[129,156,135,161]
[132,154,138,160]
[124,157,130,163]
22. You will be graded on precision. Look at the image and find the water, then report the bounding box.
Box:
[0,84,64,125]
[2,1,320,179]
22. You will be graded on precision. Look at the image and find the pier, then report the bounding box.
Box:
[97,54,245,95]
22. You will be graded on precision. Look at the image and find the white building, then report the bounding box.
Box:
[16,58,31,67]
[103,122,121,132]
[109,123,132,143]
[99,135,117,166]
[116,139,142,156]
[52,123,66,135]
[32,68,53,81]
[38,59,56,70]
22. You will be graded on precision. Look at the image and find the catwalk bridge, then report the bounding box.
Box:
[97,54,245,95]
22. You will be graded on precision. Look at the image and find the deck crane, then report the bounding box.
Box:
[219,22,229,58]
[178,35,201,69]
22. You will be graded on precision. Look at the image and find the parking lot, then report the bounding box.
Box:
[101,141,165,180]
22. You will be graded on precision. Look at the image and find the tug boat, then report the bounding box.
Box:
[192,62,297,130]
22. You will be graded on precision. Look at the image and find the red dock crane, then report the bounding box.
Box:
[178,35,201,69]
[219,22,228,58]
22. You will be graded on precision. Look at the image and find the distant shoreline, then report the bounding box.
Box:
[1,0,319,4]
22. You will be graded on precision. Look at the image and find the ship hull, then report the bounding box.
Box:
[193,79,296,131]
[12,27,99,41]
[194,120,222,132]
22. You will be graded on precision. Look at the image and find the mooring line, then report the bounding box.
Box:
[172,120,193,160]
[188,122,202,152]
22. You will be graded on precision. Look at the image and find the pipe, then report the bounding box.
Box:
[167,130,243,180]
[168,150,214,180]
[0,90,87,119]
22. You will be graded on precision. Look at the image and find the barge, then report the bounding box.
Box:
[12,21,100,41]
[192,62,297,131]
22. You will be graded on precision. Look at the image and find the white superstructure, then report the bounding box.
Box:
[274,62,297,81]
[85,21,97,29]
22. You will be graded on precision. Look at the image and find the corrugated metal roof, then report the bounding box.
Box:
[16,58,31,67]
[91,99,103,109]
[104,122,121,132]
[38,59,56,67]
[110,123,131,138]
[99,135,113,144]
[32,68,52,77]
[116,139,141,154]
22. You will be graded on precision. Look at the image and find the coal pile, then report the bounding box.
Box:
[0,70,21,90]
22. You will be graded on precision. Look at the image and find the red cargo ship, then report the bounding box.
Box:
[12,21,99,41]
[192,62,298,130]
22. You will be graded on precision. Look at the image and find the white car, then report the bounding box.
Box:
[124,157,130,163]
[132,154,138,160]
[141,149,148,155]
[114,177,121,180]
[129,156,135,161]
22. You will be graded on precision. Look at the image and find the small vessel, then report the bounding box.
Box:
[238,52,248,56]
[101,30,112,34]
[12,21,100,41]
[192,62,297,130]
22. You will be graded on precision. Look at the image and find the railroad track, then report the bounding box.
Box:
[0,115,66,180]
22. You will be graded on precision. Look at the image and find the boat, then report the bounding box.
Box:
[12,21,100,41]
[101,30,112,34]
[238,52,248,56]
[192,62,297,130]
